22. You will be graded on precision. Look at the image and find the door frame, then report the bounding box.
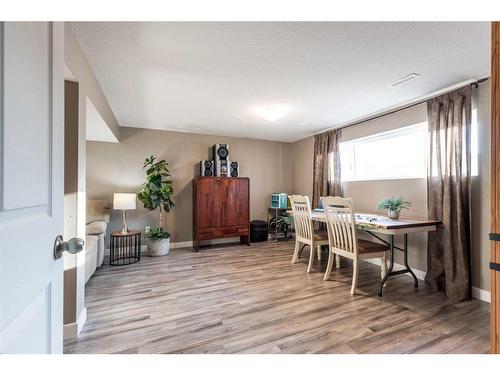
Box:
[490,21,500,354]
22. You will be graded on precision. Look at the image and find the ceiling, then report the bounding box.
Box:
[72,22,490,142]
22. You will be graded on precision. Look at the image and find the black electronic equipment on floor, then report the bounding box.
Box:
[250,220,268,242]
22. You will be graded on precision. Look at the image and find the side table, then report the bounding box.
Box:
[110,230,141,266]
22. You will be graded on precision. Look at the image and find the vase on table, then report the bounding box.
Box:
[388,209,400,220]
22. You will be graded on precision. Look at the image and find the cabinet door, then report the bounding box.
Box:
[196,178,222,229]
[223,179,249,227]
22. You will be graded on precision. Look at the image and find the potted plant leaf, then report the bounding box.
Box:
[138,155,175,256]
[377,197,411,220]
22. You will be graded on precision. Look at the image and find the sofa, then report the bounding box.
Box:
[85,200,111,283]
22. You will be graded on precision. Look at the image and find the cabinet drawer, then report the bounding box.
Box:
[236,226,249,235]
[197,226,247,239]
[222,227,238,235]
[197,228,216,239]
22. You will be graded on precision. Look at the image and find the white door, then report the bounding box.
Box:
[0,22,65,353]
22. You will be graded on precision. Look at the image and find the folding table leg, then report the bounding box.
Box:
[378,235,394,296]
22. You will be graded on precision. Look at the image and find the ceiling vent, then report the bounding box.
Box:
[388,73,421,88]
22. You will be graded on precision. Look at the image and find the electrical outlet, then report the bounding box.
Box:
[145,226,151,233]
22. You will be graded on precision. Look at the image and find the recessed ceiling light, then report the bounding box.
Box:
[388,73,421,88]
[255,105,289,122]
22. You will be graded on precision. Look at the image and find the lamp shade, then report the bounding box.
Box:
[113,193,137,210]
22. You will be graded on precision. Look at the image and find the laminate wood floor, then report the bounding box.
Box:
[64,241,490,354]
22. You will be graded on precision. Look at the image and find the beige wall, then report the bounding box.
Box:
[64,80,79,326]
[63,80,87,333]
[289,82,491,292]
[87,127,292,243]
[471,81,491,291]
[291,136,314,199]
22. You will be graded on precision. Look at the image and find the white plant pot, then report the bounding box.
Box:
[148,237,170,257]
[388,209,400,220]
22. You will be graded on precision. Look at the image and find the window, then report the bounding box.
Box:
[339,111,478,182]
[339,123,427,182]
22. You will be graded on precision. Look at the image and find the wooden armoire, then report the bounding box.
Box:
[193,177,250,251]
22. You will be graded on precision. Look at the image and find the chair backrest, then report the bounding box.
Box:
[289,195,314,242]
[320,196,358,254]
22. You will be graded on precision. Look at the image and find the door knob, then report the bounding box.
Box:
[53,235,84,259]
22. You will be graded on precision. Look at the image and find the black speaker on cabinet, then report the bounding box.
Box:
[230,161,240,177]
[213,144,229,160]
[200,160,214,177]
[213,144,230,177]
[217,160,229,177]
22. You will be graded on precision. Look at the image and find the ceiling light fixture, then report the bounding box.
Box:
[255,105,289,122]
[388,73,421,88]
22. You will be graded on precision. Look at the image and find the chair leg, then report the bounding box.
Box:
[317,245,322,261]
[350,259,359,295]
[307,245,315,273]
[291,240,300,264]
[324,251,334,281]
[335,254,341,268]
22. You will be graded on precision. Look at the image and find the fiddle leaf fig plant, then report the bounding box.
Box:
[146,227,171,240]
[138,155,174,241]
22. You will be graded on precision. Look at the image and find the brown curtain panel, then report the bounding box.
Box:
[426,85,472,301]
[312,129,342,209]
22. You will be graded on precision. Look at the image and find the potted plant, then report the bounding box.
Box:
[377,197,411,220]
[138,155,175,256]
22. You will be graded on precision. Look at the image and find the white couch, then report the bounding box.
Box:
[85,200,111,283]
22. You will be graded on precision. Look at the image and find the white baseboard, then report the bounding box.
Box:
[104,237,243,257]
[472,286,491,303]
[365,259,491,303]
[170,240,193,249]
[63,307,87,340]
[365,258,427,281]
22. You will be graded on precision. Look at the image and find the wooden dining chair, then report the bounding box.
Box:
[321,196,389,295]
[289,195,329,273]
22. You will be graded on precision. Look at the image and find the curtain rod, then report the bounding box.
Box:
[316,77,490,135]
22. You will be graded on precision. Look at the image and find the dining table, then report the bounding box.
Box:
[296,210,441,296]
